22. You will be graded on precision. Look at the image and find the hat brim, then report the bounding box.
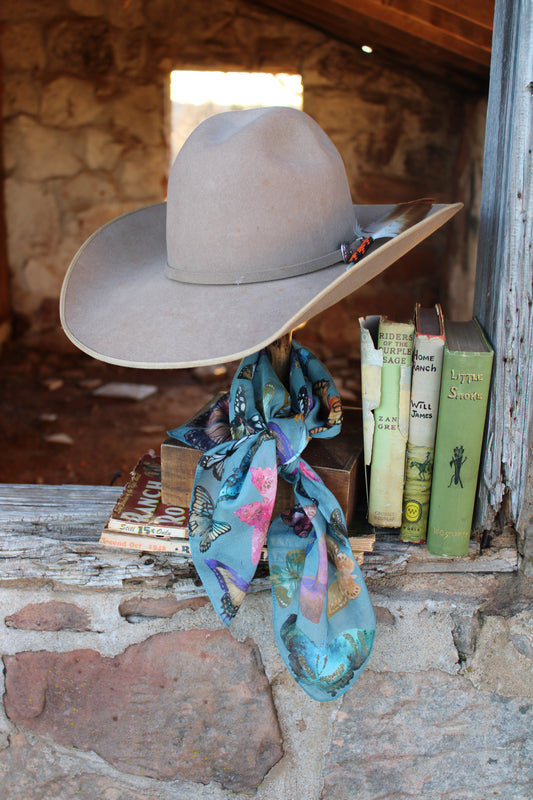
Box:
[60,201,462,369]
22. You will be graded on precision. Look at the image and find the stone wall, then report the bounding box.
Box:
[1,0,486,353]
[1,512,532,799]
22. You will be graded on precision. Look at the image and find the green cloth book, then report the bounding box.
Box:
[400,304,445,543]
[360,316,414,528]
[426,318,494,557]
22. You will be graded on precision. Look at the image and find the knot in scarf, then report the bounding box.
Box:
[168,342,375,701]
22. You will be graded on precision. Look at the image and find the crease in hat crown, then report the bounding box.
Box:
[164,106,357,286]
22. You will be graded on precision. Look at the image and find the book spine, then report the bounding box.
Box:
[367,319,414,528]
[400,329,445,542]
[106,518,189,538]
[359,316,383,469]
[100,529,192,554]
[426,345,493,556]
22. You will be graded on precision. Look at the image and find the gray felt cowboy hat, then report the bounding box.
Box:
[60,106,462,368]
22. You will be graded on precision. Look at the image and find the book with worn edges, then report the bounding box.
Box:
[99,528,192,555]
[103,452,189,540]
[360,315,414,528]
[400,304,445,542]
[426,318,493,557]
[99,527,374,562]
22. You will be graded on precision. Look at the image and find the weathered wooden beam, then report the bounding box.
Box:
[333,0,493,51]
[258,0,492,66]
[0,485,517,590]
[473,0,533,540]
[424,0,494,29]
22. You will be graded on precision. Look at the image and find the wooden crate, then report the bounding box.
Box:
[161,406,363,525]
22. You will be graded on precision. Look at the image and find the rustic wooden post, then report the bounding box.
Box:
[265,331,293,388]
[473,0,533,564]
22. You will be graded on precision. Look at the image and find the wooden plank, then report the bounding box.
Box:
[261,0,492,64]
[256,0,490,86]
[0,485,517,589]
[472,0,533,537]
[424,0,494,29]
[0,483,122,538]
[352,0,493,48]
[362,529,517,575]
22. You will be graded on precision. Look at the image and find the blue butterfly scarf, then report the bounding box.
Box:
[168,342,375,701]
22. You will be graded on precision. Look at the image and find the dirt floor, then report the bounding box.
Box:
[1,328,361,488]
[1,331,235,487]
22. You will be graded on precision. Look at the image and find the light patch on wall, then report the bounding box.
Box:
[169,70,303,164]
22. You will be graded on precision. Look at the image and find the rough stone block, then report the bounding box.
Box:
[5,600,90,631]
[3,629,283,793]
[41,76,101,127]
[368,597,459,674]
[1,22,46,71]
[466,610,533,698]
[118,594,208,620]
[323,669,533,800]
[46,19,114,76]
[4,179,59,267]
[6,116,81,180]
[0,731,162,800]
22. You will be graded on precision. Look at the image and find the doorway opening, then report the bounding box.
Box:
[169,70,303,163]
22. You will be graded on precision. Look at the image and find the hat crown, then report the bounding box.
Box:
[166,107,356,283]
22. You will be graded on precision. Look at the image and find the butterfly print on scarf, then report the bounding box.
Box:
[280,614,374,699]
[299,460,320,482]
[293,346,318,370]
[327,507,349,548]
[270,548,306,608]
[295,385,310,417]
[183,392,231,451]
[230,385,264,439]
[299,532,328,624]
[250,465,277,498]
[234,500,273,564]
[189,484,231,553]
[309,380,343,434]
[293,474,319,506]
[261,381,276,417]
[267,420,296,465]
[327,394,343,427]
[218,429,273,503]
[312,378,330,417]
[237,363,255,381]
[205,559,250,624]
[281,503,317,537]
[199,437,247,481]
[326,538,361,618]
[184,428,221,452]
[234,466,277,563]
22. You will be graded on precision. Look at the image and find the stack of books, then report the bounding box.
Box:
[99,453,192,555]
[100,452,375,563]
[360,305,494,557]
